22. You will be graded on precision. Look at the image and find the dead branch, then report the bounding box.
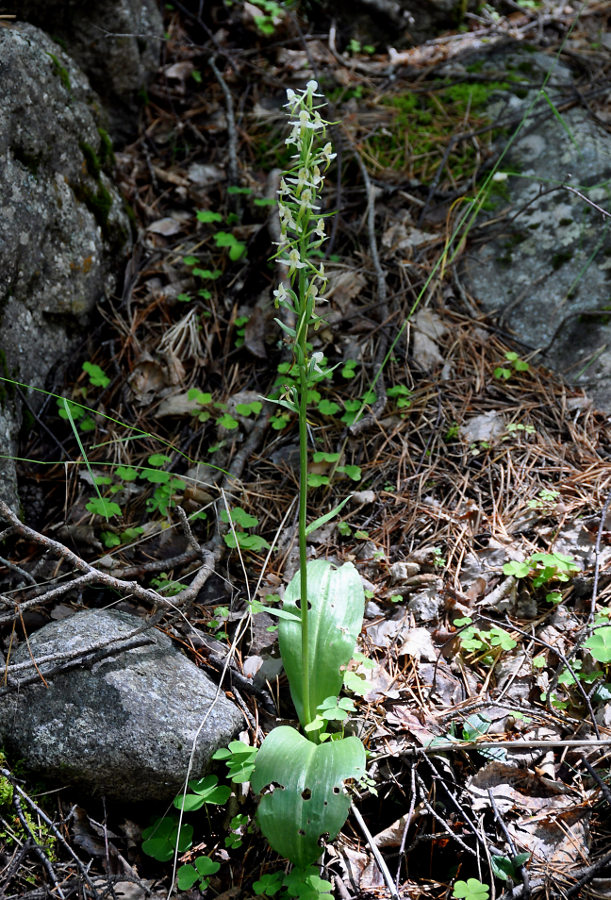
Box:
[0,501,218,625]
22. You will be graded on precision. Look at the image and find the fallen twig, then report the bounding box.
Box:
[399,738,611,755]
[350,802,400,900]
[488,788,531,899]
[0,501,217,623]
[208,56,238,191]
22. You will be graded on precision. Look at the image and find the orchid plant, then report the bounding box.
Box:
[250,82,366,868]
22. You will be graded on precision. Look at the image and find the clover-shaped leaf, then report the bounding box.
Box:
[453,878,490,900]
[173,775,231,812]
[585,627,611,664]
[502,560,530,578]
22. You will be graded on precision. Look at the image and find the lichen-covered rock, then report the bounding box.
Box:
[3,0,163,142]
[0,23,132,509]
[461,47,611,412]
[0,609,243,802]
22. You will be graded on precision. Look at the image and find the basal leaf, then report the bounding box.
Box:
[251,725,365,867]
[279,560,364,728]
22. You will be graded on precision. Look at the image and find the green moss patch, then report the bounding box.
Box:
[46,52,71,92]
[358,77,519,186]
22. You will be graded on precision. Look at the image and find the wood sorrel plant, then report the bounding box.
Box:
[251,81,366,867]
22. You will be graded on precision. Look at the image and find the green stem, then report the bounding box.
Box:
[297,266,312,727]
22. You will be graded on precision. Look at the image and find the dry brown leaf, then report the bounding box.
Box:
[187,162,225,186]
[384,707,442,747]
[146,217,184,236]
[419,662,467,708]
[412,332,444,371]
[468,761,577,815]
[244,306,270,359]
[373,812,423,848]
[338,842,386,891]
[276,41,333,69]
[242,655,264,680]
[414,309,448,339]
[326,268,367,312]
[155,390,200,418]
[509,806,591,869]
[460,411,506,444]
[390,561,421,583]
[161,348,186,385]
[350,490,376,505]
[410,313,448,372]
[365,608,411,649]
[127,356,168,405]
[163,60,194,92]
[382,220,437,255]
[363,664,401,702]
[114,882,167,900]
[397,626,437,661]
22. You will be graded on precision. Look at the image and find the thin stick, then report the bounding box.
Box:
[12,794,65,900]
[208,57,238,189]
[395,763,417,890]
[0,555,36,585]
[562,184,611,219]
[1,633,156,692]
[488,789,530,899]
[350,803,399,900]
[397,738,611,756]
[591,485,611,621]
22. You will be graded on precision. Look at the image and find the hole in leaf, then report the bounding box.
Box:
[261,781,285,795]
[298,829,306,836]
[301,788,312,800]
[294,596,312,611]
[332,786,340,794]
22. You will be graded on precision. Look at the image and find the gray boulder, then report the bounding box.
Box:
[0,609,243,802]
[2,0,163,142]
[0,23,132,510]
[461,47,611,412]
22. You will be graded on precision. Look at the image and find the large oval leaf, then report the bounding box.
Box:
[279,559,364,727]
[251,725,365,867]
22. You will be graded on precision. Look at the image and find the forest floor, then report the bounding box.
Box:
[2,1,611,899]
